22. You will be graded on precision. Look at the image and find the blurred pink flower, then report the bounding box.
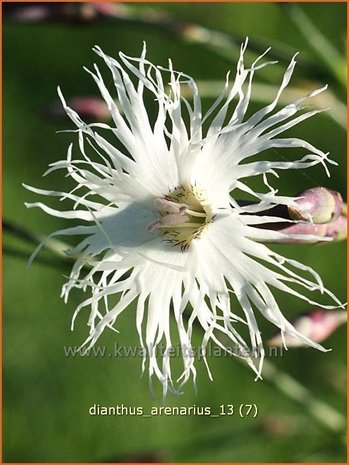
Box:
[268,309,346,347]
[46,97,110,122]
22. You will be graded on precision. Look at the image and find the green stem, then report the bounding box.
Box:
[3,220,76,261]
[261,358,345,432]
[3,245,71,270]
[285,4,346,88]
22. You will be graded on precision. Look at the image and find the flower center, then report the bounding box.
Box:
[148,184,213,251]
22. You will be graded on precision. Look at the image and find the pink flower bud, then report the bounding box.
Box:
[272,222,328,243]
[68,3,123,23]
[288,187,343,224]
[268,309,346,347]
[4,4,54,22]
[45,97,110,122]
[3,3,80,23]
[89,3,121,18]
[273,202,347,243]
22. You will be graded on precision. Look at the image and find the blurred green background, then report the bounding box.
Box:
[3,2,346,462]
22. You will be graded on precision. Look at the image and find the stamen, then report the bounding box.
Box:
[159,213,191,226]
[147,219,162,232]
[149,185,213,249]
[148,213,191,232]
[185,208,207,218]
[159,222,202,229]
[153,197,188,214]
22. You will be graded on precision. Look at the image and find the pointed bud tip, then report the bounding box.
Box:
[325,211,347,241]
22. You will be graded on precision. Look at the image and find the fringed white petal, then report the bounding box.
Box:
[25,42,344,396]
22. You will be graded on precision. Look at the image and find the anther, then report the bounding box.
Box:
[148,213,191,232]
[153,197,188,214]
[148,185,212,249]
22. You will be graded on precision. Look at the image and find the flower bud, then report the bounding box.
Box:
[288,187,343,224]
[45,97,110,122]
[265,202,347,243]
[4,3,83,22]
[268,222,328,243]
[88,3,121,18]
[268,309,346,347]
[64,3,123,23]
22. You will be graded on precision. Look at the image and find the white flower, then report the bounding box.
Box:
[25,40,343,395]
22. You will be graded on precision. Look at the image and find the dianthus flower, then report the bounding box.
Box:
[26,40,342,394]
